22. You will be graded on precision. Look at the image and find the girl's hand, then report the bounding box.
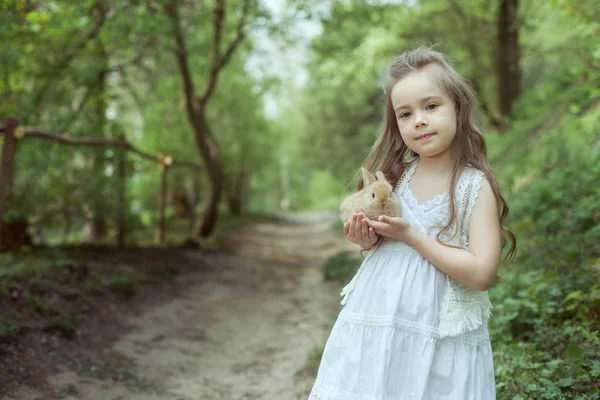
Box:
[366,215,412,242]
[343,212,379,250]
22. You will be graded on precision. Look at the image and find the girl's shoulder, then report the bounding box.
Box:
[460,166,486,183]
[462,165,484,174]
[455,167,488,203]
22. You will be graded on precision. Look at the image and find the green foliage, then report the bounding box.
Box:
[0,0,281,246]
[43,314,76,335]
[0,313,20,338]
[22,290,52,313]
[86,279,105,295]
[487,71,600,396]
[108,277,136,298]
[321,250,360,283]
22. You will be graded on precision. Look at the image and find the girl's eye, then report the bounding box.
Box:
[372,193,375,198]
[398,112,411,119]
[426,103,438,110]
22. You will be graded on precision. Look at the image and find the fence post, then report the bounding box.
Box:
[0,118,20,249]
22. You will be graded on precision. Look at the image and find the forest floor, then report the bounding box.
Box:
[1,212,356,400]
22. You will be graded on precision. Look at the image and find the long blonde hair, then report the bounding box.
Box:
[360,46,517,267]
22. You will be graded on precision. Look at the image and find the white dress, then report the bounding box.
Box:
[308,160,496,400]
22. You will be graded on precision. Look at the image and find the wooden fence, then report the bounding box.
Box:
[0,117,202,249]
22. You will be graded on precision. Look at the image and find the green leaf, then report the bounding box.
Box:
[565,343,584,360]
[591,361,600,377]
[557,377,575,388]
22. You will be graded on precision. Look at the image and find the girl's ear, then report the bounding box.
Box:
[361,168,376,186]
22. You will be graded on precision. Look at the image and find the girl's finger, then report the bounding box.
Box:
[343,221,350,236]
[368,227,377,241]
[366,219,383,230]
[349,215,358,239]
[352,214,362,237]
[367,226,377,243]
[360,220,369,241]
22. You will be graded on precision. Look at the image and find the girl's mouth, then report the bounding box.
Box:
[418,133,436,140]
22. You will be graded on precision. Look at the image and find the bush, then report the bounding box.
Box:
[108,277,136,298]
[321,251,361,283]
[487,81,600,398]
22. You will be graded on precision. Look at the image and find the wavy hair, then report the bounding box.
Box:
[359,46,516,267]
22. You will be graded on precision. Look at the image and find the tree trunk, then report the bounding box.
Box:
[165,0,251,238]
[497,0,521,118]
[0,118,19,249]
[90,44,109,241]
[155,163,168,244]
[117,137,126,249]
[61,195,71,238]
[192,117,223,238]
[226,169,244,216]
[227,135,251,215]
[190,172,202,229]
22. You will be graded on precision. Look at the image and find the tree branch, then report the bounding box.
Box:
[199,0,252,104]
[213,0,225,61]
[221,0,251,65]
[164,1,197,114]
[0,127,202,170]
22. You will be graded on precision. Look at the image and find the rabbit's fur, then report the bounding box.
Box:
[340,168,402,222]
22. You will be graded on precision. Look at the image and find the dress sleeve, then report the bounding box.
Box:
[459,170,486,251]
[438,169,492,338]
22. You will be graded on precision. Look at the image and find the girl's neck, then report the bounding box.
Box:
[415,152,455,175]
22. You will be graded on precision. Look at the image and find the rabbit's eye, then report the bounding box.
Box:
[372,193,375,198]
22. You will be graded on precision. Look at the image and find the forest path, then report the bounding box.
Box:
[8,212,354,400]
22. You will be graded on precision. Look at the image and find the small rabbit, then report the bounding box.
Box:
[340,168,402,222]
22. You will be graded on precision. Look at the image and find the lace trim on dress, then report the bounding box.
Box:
[460,170,484,251]
[400,161,470,219]
[402,186,448,214]
[338,311,490,346]
[438,169,494,338]
[394,160,418,196]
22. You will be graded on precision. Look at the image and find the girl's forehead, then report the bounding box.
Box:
[390,65,448,105]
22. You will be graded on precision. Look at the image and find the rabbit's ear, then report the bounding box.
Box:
[375,171,388,182]
[361,167,376,186]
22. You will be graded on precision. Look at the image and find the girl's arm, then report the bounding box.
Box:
[366,178,502,291]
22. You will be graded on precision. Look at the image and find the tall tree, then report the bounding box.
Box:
[88,37,109,241]
[497,0,521,118]
[164,0,254,237]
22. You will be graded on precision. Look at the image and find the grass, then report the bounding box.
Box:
[108,276,137,298]
[321,250,361,283]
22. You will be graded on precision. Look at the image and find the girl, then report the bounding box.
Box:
[308,47,517,400]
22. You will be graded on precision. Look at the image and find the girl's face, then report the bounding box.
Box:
[390,64,457,159]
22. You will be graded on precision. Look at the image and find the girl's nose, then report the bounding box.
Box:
[415,117,428,128]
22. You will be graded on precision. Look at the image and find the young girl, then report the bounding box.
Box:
[308,47,517,400]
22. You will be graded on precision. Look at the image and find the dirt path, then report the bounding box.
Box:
[9,212,356,400]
